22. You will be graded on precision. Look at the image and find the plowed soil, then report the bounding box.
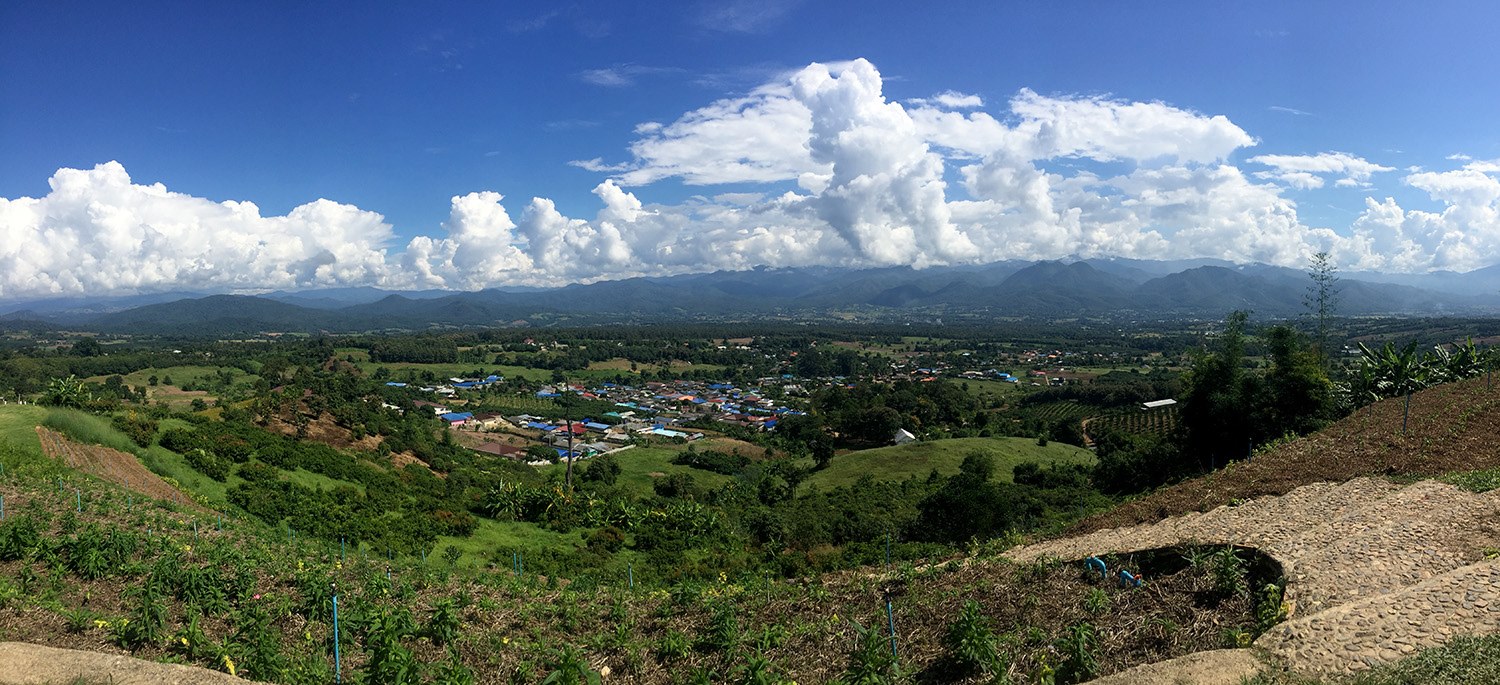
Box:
[35,427,211,512]
[1071,375,1500,535]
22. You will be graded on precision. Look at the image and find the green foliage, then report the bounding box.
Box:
[1083,587,1109,615]
[110,413,159,447]
[1346,634,1500,685]
[1442,468,1500,493]
[540,645,601,685]
[1255,582,1287,634]
[672,447,750,475]
[118,577,169,648]
[943,600,999,676]
[1054,622,1098,684]
[1211,547,1248,598]
[915,453,1039,544]
[363,605,420,685]
[698,605,740,652]
[655,629,691,662]
[424,596,463,646]
[836,622,901,685]
[42,408,139,455]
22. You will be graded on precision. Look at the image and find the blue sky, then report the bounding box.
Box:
[3,1,1500,298]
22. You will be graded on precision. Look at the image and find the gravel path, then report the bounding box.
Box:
[0,641,260,684]
[1013,477,1500,681]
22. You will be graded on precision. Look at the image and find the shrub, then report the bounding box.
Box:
[1212,547,1248,598]
[1055,622,1098,683]
[112,413,159,447]
[943,600,998,676]
[836,621,901,684]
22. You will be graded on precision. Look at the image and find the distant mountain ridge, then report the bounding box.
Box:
[3,259,1498,335]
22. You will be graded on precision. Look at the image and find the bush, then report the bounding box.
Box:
[943,600,998,676]
[672,448,750,476]
[111,413,159,447]
[185,448,231,481]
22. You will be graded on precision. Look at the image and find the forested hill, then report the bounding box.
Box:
[2,259,1496,335]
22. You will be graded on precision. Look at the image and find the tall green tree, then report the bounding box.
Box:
[1253,326,1337,440]
[1305,251,1340,366]
[1179,311,1253,466]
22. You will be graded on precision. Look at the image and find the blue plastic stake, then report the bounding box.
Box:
[628,563,634,589]
[75,489,81,512]
[332,585,342,684]
[193,520,199,539]
[886,598,898,658]
[420,548,426,564]
[217,515,221,531]
[1,494,5,521]
[340,537,346,561]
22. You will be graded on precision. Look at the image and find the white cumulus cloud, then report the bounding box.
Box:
[1248,151,1394,189]
[6,58,1500,301]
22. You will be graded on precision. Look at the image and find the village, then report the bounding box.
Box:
[380,342,1109,469]
[391,375,813,467]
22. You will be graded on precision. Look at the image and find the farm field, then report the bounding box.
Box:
[83,364,258,388]
[541,445,733,498]
[1086,405,1180,440]
[355,361,554,382]
[584,358,727,375]
[430,517,588,570]
[802,436,1095,491]
[957,377,1026,399]
[82,364,253,409]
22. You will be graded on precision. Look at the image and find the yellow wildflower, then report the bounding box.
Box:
[222,654,236,676]
[179,637,189,646]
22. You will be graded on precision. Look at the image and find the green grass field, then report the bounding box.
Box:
[801,436,1095,491]
[41,408,140,454]
[431,518,586,570]
[541,446,734,498]
[356,361,555,383]
[0,404,46,456]
[83,364,262,389]
[139,444,234,504]
[957,378,1026,400]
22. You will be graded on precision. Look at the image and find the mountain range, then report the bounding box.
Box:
[2,259,1497,336]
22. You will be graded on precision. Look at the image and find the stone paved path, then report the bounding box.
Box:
[1082,649,1264,685]
[0,641,262,684]
[1004,477,1500,681]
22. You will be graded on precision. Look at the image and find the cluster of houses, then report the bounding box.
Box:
[384,375,504,398]
[532,378,808,431]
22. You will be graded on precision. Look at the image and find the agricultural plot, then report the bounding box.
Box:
[354,361,554,382]
[36,426,206,511]
[541,446,734,498]
[1087,406,1180,439]
[803,436,1095,491]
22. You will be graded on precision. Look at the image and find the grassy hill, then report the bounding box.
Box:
[6,386,1500,682]
[542,446,734,497]
[802,436,1095,491]
[0,424,1259,684]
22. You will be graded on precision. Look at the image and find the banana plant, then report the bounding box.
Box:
[1353,341,1429,401]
